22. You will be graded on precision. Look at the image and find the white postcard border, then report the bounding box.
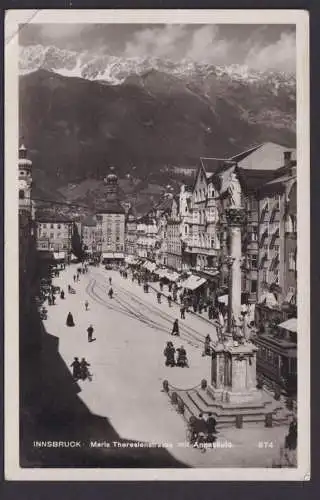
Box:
[4,9,310,481]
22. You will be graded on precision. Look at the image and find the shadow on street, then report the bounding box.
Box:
[20,302,188,468]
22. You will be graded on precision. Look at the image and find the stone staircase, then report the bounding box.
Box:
[166,384,291,430]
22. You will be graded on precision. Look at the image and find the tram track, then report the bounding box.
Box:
[86,273,213,349]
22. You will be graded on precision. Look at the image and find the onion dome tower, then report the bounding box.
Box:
[18,143,33,212]
[103,167,125,214]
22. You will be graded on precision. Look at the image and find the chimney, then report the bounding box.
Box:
[284,151,292,164]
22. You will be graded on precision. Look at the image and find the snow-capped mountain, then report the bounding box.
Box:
[19,44,296,93]
[19,43,296,210]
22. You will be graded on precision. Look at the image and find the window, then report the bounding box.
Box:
[43,232,47,237]
[262,269,268,282]
[251,228,258,242]
[289,251,296,271]
[116,236,120,242]
[19,189,25,199]
[57,232,61,238]
[50,224,54,229]
[58,224,61,229]
[250,254,258,269]
[251,280,257,293]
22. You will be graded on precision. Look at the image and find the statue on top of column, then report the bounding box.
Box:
[228,171,242,208]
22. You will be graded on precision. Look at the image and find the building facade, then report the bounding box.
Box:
[36,218,73,253]
[182,163,221,272]
[125,210,138,256]
[255,159,297,326]
[136,216,158,259]
[166,196,182,271]
[81,216,98,256]
[96,173,125,262]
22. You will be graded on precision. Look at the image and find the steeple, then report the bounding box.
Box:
[101,167,124,214]
[18,142,32,212]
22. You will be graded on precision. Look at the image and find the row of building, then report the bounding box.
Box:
[19,142,297,329]
[19,141,297,394]
[123,142,297,327]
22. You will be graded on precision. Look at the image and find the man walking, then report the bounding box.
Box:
[180,305,185,319]
[85,300,89,311]
[87,324,94,343]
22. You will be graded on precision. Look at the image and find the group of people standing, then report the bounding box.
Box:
[70,357,92,381]
[164,341,188,368]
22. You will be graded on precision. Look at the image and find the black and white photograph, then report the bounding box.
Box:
[5,10,310,480]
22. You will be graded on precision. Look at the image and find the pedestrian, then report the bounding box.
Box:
[176,345,188,367]
[73,275,76,282]
[68,284,71,293]
[80,358,91,381]
[48,295,52,306]
[145,283,149,293]
[168,283,172,293]
[171,319,179,336]
[203,335,211,356]
[160,282,163,292]
[173,290,177,302]
[70,357,81,380]
[179,293,184,304]
[85,300,89,311]
[157,291,162,304]
[87,324,94,342]
[60,290,65,300]
[52,295,56,305]
[206,412,217,442]
[168,295,172,307]
[164,341,175,367]
[108,287,113,299]
[66,312,75,327]
[180,306,185,319]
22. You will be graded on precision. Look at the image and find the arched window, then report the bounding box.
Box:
[19,189,25,199]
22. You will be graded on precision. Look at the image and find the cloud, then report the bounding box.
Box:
[244,32,296,73]
[124,24,188,59]
[186,25,232,63]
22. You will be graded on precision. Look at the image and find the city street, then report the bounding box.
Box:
[43,264,288,467]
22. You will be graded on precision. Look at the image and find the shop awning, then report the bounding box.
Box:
[165,271,180,282]
[53,252,66,260]
[113,253,124,259]
[155,268,167,277]
[259,292,278,307]
[143,261,157,272]
[181,275,206,291]
[102,253,114,259]
[278,318,297,333]
[102,252,124,259]
[218,294,228,305]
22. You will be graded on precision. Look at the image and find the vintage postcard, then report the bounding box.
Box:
[4,9,310,480]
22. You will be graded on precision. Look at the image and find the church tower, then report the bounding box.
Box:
[18,143,33,213]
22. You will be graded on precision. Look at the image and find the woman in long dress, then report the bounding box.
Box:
[66,312,75,327]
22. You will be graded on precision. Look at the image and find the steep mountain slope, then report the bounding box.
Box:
[19,45,296,213]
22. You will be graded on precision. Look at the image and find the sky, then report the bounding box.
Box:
[20,23,296,73]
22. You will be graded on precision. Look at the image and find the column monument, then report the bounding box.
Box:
[209,170,261,404]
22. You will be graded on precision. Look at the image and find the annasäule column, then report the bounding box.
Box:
[225,172,246,335]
